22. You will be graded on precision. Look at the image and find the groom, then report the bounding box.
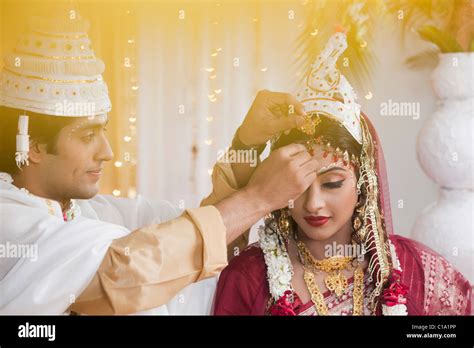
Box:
[0,11,316,314]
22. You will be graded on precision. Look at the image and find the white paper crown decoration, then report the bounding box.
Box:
[0,13,111,117]
[0,11,112,169]
[296,32,362,144]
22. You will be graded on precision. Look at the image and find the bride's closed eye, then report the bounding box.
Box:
[322,179,345,189]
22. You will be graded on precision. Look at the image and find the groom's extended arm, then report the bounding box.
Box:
[202,90,307,259]
[69,189,265,315]
[201,153,255,260]
[70,143,318,315]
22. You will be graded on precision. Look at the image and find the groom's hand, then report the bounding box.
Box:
[214,143,317,243]
[238,90,307,146]
[246,143,318,210]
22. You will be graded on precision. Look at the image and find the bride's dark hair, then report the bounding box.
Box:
[272,115,362,160]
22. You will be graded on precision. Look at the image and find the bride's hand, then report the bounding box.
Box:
[246,143,318,211]
[238,90,307,146]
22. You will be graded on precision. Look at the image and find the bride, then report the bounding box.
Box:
[211,32,471,316]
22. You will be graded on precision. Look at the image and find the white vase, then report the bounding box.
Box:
[412,52,474,283]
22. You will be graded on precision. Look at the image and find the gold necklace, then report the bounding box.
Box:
[297,240,354,296]
[296,241,365,315]
[302,265,365,315]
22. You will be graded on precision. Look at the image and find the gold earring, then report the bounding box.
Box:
[352,213,367,243]
[278,208,291,239]
[353,216,362,231]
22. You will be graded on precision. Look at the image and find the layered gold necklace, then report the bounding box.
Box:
[296,240,364,316]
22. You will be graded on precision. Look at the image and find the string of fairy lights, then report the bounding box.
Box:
[202,4,260,181]
[200,1,374,177]
[204,44,222,178]
[108,2,374,198]
[112,9,138,198]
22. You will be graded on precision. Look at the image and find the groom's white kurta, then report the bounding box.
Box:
[0,174,227,315]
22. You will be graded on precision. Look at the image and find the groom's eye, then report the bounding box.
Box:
[81,132,95,142]
[322,179,345,189]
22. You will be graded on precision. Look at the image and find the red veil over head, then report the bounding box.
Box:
[361,112,394,236]
[268,109,397,312]
[354,111,394,312]
[347,112,471,315]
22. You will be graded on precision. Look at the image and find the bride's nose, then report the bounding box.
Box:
[303,184,325,213]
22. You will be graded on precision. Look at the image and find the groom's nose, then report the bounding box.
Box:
[95,136,114,162]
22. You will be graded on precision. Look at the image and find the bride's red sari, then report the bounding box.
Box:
[213,114,472,316]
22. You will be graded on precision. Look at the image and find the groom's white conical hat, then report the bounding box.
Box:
[0,8,111,168]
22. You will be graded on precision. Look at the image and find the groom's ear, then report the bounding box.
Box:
[28,140,47,164]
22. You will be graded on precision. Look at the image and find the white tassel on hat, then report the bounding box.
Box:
[15,114,30,169]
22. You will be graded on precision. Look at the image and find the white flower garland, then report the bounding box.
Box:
[258,224,294,301]
[258,223,408,315]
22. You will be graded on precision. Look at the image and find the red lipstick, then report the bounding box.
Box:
[304,216,330,227]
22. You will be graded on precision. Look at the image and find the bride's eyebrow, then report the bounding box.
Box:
[317,167,346,176]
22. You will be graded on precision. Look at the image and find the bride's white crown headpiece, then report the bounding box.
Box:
[297,32,362,144]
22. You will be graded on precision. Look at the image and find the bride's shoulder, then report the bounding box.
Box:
[389,234,454,270]
[389,234,471,315]
[390,234,457,267]
[225,242,266,275]
[215,242,269,315]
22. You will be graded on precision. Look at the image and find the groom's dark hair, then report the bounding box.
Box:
[0,106,74,175]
